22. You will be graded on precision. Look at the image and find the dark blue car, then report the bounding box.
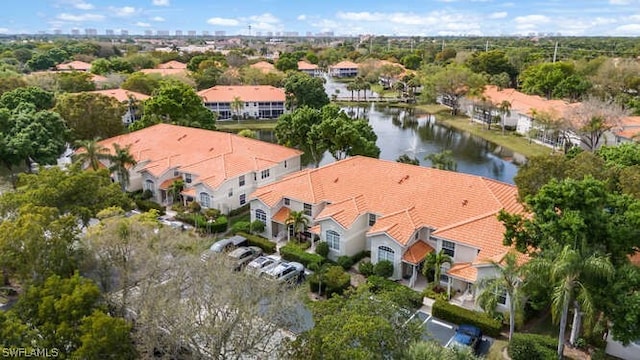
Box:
[446,324,483,354]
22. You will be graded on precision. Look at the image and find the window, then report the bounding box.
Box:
[326,230,340,250]
[261,169,270,179]
[415,232,419,240]
[378,246,395,263]
[144,179,154,193]
[284,198,290,206]
[239,175,245,187]
[303,203,312,216]
[442,240,455,257]
[497,290,507,305]
[255,209,266,223]
[200,192,210,208]
[253,173,257,181]
[239,193,246,205]
[368,214,376,226]
[185,174,192,184]
[173,170,179,177]
[228,188,233,197]
[440,274,449,283]
[284,160,288,168]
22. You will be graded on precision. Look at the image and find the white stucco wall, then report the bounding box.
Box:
[606,335,640,360]
[369,234,403,280]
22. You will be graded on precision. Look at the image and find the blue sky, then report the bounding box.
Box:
[3,0,640,36]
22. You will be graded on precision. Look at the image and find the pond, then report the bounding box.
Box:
[256,104,523,184]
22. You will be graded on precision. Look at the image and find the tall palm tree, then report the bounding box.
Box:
[346,82,356,101]
[425,150,457,171]
[528,246,614,359]
[422,250,453,290]
[498,100,512,135]
[285,210,309,243]
[74,137,109,171]
[477,252,525,341]
[109,143,137,192]
[167,179,185,204]
[231,96,244,123]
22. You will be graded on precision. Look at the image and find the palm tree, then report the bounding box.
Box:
[528,246,614,359]
[285,210,310,243]
[425,150,457,171]
[498,100,512,135]
[422,250,453,290]
[477,252,525,341]
[231,96,244,123]
[346,82,356,101]
[74,137,109,171]
[168,179,184,204]
[109,143,137,192]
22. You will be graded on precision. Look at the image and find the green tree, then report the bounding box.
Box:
[56,71,96,93]
[520,62,576,100]
[284,72,329,110]
[402,340,480,360]
[396,154,420,165]
[120,72,162,95]
[466,50,517,80]
[285,210,310,243]
[73,137,110,171]
[54,92,126,141]
[275,106,326,166]
[137,80,216,130]
[231,95,244,121]
[565,96,628,151]
[401,54,422,70]
[0,86,55,111]
[606,263,640,345]
[420,64,485,115]
[422,250,452,290]
[0,72,27,96]
[108,143,137,192]
[74,311,137,360]
[498,100,512,135]
[285,287,423,360]
[167,179,184,203]
[237,129,257,138]
[477,252,525,341]
[275,52,301,72]
[310,107,380,160]
[425,150,457,171]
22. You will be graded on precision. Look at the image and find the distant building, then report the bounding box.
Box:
[175,30,183,36]
[53,29,62,35]
[202,30,210,36]
[87,89,150,125]
[105,29,114,36]
[120,29,129,36]
[215,30,226,36]
[156,30,170,36]
[84,28,97,36]
[297,61,322,77]
[71,29,80,36]
[55,60,92,72]
[329,60,359,77]
[188,30,196,37]
[144,30,153,36]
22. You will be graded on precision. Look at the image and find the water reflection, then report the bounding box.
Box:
[258,104,521,184]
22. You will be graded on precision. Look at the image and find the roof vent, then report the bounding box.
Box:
[462,199,468,206]
[397,174,410,184]
[333,177,339,183]
[177,134,187,141]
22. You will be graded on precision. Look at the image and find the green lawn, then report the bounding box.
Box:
[216,120,278,131]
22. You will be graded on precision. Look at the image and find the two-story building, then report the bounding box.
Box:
[329,60,359,78]
[96,124,302,213]
[198,85,286,120]
[88,89,149,125]
[297,61,322,77]
[249,156,525,306]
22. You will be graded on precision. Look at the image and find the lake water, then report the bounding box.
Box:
[257,104,522,184]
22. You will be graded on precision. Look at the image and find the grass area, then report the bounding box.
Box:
[216,120,278,131]
[416,104,553,159]
[486,339,508,360]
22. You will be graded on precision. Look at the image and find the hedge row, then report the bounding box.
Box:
[432,300,502,338]
[309,265,351,297]
[134,199,166,215]
[279,244,325,267]
[236,232,276,254]
[508,333,557,360]
[367,276,423,309]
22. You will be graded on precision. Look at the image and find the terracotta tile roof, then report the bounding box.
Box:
[272,207,291,224]
[251,157,523,254]
[159,176,181,190]
[481,85,575,118]
[615,116,640,140]
[297,61,319,70]
[308,224,320,234]
[140,68,188,76]
[402,241,435,265]
[198,85,285,103]
[330,60,359,69]
[447,262,477,282]
[88,89,150,102]
[91,74,108,82]
[474,249,529,267]
[157,60,187,69]
[56,61,91,71]
[181,187,196,197]
[96,124,301,190]
[630,249,640,267]
[250,61,276,73]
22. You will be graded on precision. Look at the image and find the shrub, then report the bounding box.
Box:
[296,241,311,250]
[280,244,325,267]
[336,255,354,270]
[135,199,166,215]
[508,333,557,360]
[250,220,265,233]
[432,300,502,338]
[203,208,221,219]
[374,260,394,278]
[316,241,329,257]
[423,285,448,302]
[188,201,201,213]
[309,265,351,297]
[236,232,276,254]
[366,275,422,309]
[231,221,251,234]
[358,261,374,276]
[141,189,153,200]
[228,204,250,217]
[351,250,370,263]
[209,216,228,233]
[171,202,186,213]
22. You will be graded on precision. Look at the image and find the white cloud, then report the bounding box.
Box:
[56,13,105,22]
[514,14,551,30]
[489,11,508,19]
[247,13,280,24]
[0,28,8,34]
[135,22,151,27]
[207,17,240,26]
[152,16,165,22]
[297,14,307,21]
[609,0,631,4]
[110,6,138,17]
[336,11,385,21]
[614,23,640,34]
[152,0,170,6]
[73,1,94,10]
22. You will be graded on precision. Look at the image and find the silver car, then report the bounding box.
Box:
[201,235,248,262]
[246,255,280,274]
[262,261,305,283]
[227,246,263,270]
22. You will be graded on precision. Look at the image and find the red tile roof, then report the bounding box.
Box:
[481,85,577,118]
[250,61,277,73]
[251,157,523,258]
[272,207,291,224]
[56,61,91,71]
[97,124,301,190]
[330,60,359,69]
[198,85,285,103]
[140,68,188,76]
[88,89,149,102]
[402,241,434,265]
[159,176,181,190]
[157,60,187,69]
[447,262,477,282]
[297,61,319,70]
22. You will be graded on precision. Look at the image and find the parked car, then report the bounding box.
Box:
[246,255,280,274]
[201,235,248,262]
[262,261,305,283]
[446,324,483,354]
[227,246,263,270]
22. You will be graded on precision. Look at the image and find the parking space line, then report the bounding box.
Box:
[431,319,453,329]
[420,315,432,327]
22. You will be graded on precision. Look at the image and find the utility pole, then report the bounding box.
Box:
[248,25,252,46]
[552,41,558,63]
[485,40,489,52]
[369,36,373,55]
[441,39,445,51]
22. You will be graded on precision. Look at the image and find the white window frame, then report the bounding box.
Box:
[378,246,395,263]
[255,209,267,223]
[303,203,312,216]
[442,240,455,257]
[326,230,340,251]
[261,169,270,179]
[368,214,376,226]
[239,175,245,187]
[239,193,246,205]
[185,173,192,184]
[199,192,210,208]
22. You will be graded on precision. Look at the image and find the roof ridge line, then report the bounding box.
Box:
[433,211,498,234]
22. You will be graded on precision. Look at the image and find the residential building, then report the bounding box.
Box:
[614,116,640,144]
[96,124,302,213]
[198,85,286,120]
[55,60,92,72]
[249,156,524,306]
[140,61,188,76]
[297,61,322,77]
[329,60,359,78]
[87,89,149,125]
[249,61,277,74]
[157,60,187,69]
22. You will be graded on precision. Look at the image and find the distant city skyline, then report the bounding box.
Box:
[2,0,640,37]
